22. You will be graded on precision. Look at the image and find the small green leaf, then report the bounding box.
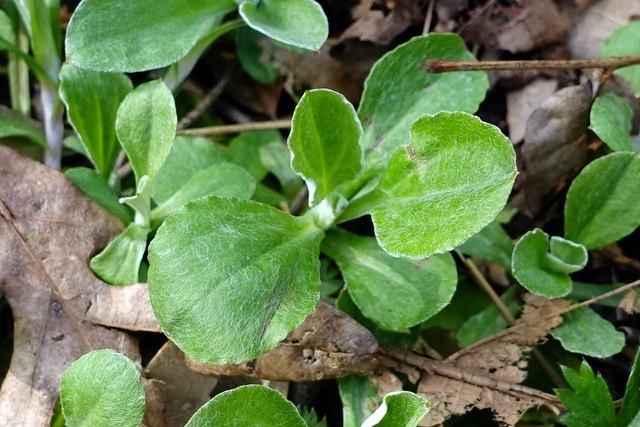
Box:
[116,80,177,186]
[556,362,617,427]
[66,167,133,224]
[547,236,588,274]
[238,0,328,51]
[339,376,380,427]
[362,112,516,259]
[358,34,488,156]
[565,152,640,249]
[261,140,305,198]
[512,229,572,298]
[590,93,635,152]
[148,197,324,363]
[229,129,281,180]
[361,391,430,427]
[619,346,640,426]
[289,89,363,206]
[65,0,236,72]
[458,221,514,271]
[185,385,306,426]
[90,223,149,286]
[60,350,145,427]
[551,307,624,358]
[59,64,133,180]
[236,27,280,84]
[599,21,640,93]
[0,107,46,147]
[321,228,457,331]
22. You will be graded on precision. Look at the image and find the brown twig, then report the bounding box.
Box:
[177,119,292,137]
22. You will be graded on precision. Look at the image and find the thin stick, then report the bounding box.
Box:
[426,54,640,74]
[422,0,435,36]
[177,119,292,137]
[177,66,235,131]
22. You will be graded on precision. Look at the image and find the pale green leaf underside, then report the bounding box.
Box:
[590,93,635,152]
[289,89,363,205]
[239,0,328,51]
[565,152,640,249]
[362,391,430,427]
[366,112,516,259]
[60,350,145,427]
[599,21,640,93]
[148,196,324,364]
[65,0,236,72]
[186,385,307,427]
[551,307,624,358]
[322,228,457,330]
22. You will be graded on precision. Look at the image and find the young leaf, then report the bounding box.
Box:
[65,0,236,72]
[228,129,281,180]
[361,391,430,427]
[185,385,306,426]
[59,64,133,180]
[321,228,457,331]
[60,350,145,427]
[619,345,640,426]
[238,0,328,51]
[236,26,280,84]
[565,152,640,249]
[339,375,380,427]
[599,21,640,93]
[0,108,46,147]
[589,93,635,152]
[261,140,305,198]
[358,34,488,156]
[116,80,177,186]
[90,223,149,286]
[359,112,516,259]
[148,197,324,364]
[289,89,363,206]
[547,236,588,274]
[555,362,617,427]
[512,229,572,298]
[550,307,624,358]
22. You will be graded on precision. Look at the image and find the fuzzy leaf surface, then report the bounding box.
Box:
[90,223,149,286]
[590,93,635,152]
[148,197,324,363]
[599,21,640,93]
[550,307,624,358]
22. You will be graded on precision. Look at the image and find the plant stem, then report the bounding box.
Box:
[177,119,292,137]
[41,84,64,169]
[426,54,640,73]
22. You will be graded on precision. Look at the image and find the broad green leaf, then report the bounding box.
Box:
[60,350,145,427]
[238,0,328,51]
[289,89,363,206]
[360,112,516,259]
[565,152,640,249]
[148,197,324,363]
[358,34,488,156]
[361,391,430,427]
[90,223,149,286]
[321,228,457,331]
[590,93,635,152]
[150,162,256,227]
[619,346,640,426]
[547,236,588,274]
[66,167,133,224]
[59,64,133,180]
[236,26,280,84]
[512,229,572,298]
[185,385,306,426]
[116,80,177,186]
[0,107,46,146]
[65,0,236,72]
[550,307,624,358]
[228,129,281,180]
[556,362,617,427]
[599,21,640,93]
[339,376,380,427]
[153,135,230,204]
[422,278,491,331]
[457,220,514,271]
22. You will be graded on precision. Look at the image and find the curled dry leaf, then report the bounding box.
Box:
[142,378,168,427]
[185,300,379,381]
[0,146,158,425]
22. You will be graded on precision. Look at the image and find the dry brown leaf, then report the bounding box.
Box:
[506,78,558,144]
[186,300,379,381]
[620,290,640,314]
[142,378,167,427]
[0,146,157,425]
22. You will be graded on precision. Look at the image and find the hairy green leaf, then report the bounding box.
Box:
[599,21,640,93]
[547,236,588,274]
[590,93,635,152]
[362,391,430,427]
[551,307,624,358]
[90,223,149,286]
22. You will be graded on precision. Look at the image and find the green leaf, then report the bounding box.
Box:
[590,93,635,152]
[361,391,430,427]
[153,135,230,204]
[0,107,46,147]
[619,346,640,426]
[512,229,572,298]
[66,167,133,224]
[90,223,149,286]
[116,80,177,186]
[238,0,328,51]
[261,140,305,198]
[457,220,514,271]
[321,228,457,331]
[148,197,324,363]
[361,112,516,259]
[185,384,306,426]
[550,307,624,358]
[339,376,380,427]
[59,64,133,180]
[358,34,488,156]
[60,350,145,427]
[565,152,640,249]
[150,162,256,227]
[229,129,281,180]
[556,362,617,427]
[599,21,640,93]
[547,236,588,274]
[289,89,363,206]
[65,0,236,72]
[236,26,280,84]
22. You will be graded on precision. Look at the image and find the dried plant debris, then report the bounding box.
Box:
[185,300,380,381]
[0,146,158,425]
